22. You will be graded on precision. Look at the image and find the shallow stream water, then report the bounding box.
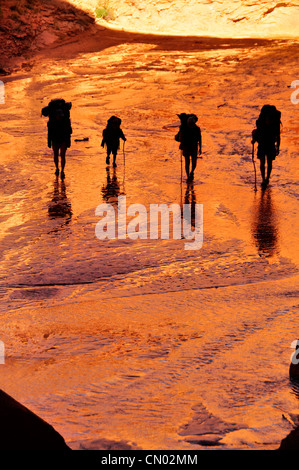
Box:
[0,38,298,449]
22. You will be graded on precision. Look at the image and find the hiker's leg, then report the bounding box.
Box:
[60,144,67,170]
[60,143,67,177]
[106,149,111,165]
[184,154,190,178]
[53,143,59,175]
[259,156,266,182]
[191,152,197,174]
[113,152,117,167]
[257,146,266,182]
[266,155,272,181]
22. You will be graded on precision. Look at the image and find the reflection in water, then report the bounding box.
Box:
[251,187,279,258]
[48,177,72,228]
[290,378,299,401]
[182,181,197,229]
[101,167,121,204]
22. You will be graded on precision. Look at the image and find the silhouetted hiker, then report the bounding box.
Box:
[175,113,202,181]
[252,105,281,188]
[42,99,72,179]
[101,116,126,168]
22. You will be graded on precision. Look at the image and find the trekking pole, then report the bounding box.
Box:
[122,140,126,194]
[180,149,183,210]
[252,141,257,192]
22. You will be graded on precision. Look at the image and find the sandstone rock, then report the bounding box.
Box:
[0,389,71,450]
[279,426,299,450]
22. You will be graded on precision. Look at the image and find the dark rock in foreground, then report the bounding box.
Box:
[0,389,71,450]
[279,426,299,450]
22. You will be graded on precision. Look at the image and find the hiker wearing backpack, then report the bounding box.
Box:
[175,113,202,182]
[41,99,72,179]
[252,105,281,187]
[101,116,126,168]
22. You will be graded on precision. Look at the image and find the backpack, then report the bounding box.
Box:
[42,98,72,121]
[107,116,121,127]
[42,99,72,148]
[101,116,123,148]
[253,105,281,144]
[175,113,198,142]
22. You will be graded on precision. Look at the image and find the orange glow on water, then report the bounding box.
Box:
[0,1,298,450]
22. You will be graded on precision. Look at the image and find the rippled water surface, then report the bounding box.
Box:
[0,37,299,449]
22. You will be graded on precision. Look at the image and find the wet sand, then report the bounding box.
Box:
[0,23,299,450]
